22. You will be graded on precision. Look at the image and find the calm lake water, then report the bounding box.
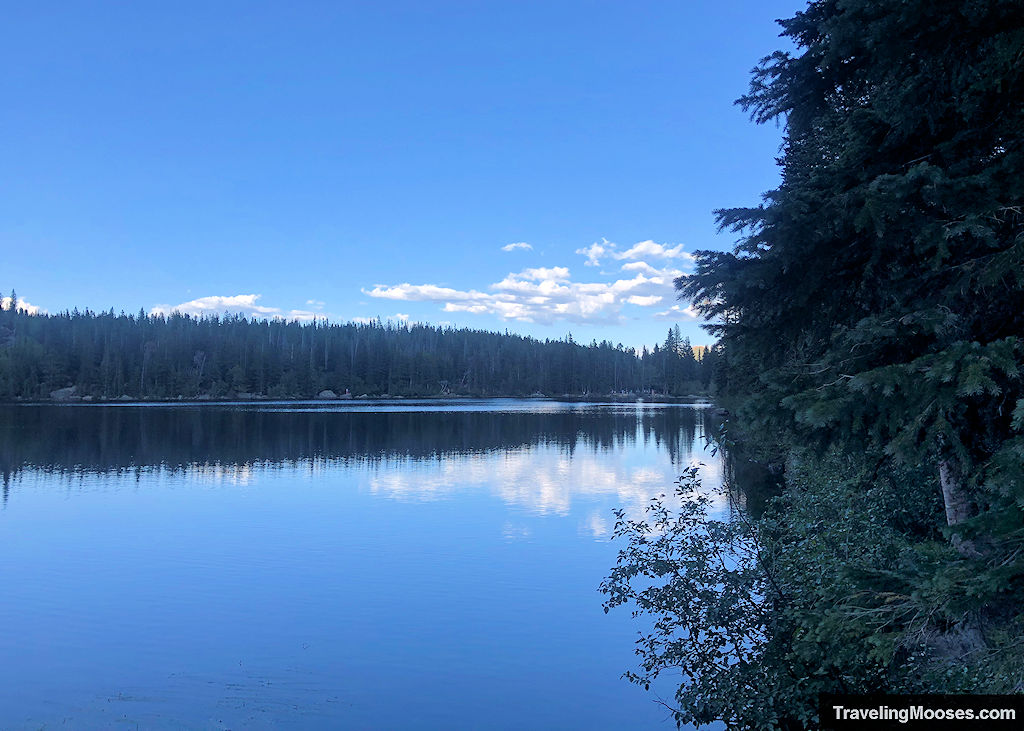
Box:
[0,400,732,730]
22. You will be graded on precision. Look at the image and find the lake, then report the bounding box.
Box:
[0,400,733,730]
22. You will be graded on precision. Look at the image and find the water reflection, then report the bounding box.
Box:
[0,400,727,731]
[0,402,719,520]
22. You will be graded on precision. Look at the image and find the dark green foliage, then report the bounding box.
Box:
[0,307,713,400]
[604,451,1024,730]
[602,468,775,729]
[604,0,1024,726]
[678,0,1024,582]
[681,0,1024,493]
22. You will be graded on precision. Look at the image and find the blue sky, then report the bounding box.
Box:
[3,0,798,349]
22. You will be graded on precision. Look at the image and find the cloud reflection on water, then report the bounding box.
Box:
[0,402,730,525]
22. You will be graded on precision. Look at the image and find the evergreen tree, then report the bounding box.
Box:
[680,0,1024,552]
[614,0,1024,724]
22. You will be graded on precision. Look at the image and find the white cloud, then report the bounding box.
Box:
[1,296,40,315]
[654,303,701,320]
[363,238,701,326]
[492,267,571,294]
[520,266,569,281]
[575,237,695,267]
[620,260,663,276]
[575,238,611,266]
[366,263,688,325]
[362,284,486,302]
[626,295,663,306]
[150,294,319,322]
[615,239,695,262]
[287,309,321,320]
[501,242,533,252]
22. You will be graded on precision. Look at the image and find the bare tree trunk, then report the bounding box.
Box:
[930,446,988,663]
[937,452,979,557]
[939,457,972,526]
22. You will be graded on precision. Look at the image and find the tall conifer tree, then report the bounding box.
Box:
[680,0,1024,554]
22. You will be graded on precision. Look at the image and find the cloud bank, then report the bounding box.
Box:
[150,294,319,322]
[364,239,698,325]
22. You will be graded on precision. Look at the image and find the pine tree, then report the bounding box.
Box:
[672,0,1024,710]
[680,0,1024,551]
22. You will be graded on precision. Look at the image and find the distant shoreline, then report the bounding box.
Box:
[4,393,714,406]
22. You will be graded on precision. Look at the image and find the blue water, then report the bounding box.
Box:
[0,401,726,730]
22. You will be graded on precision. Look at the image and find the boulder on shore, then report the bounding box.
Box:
[316,389,339,399]
[50,386,80,401]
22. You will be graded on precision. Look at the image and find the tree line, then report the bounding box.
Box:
[0,299,717,400]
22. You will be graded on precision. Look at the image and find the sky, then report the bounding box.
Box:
[2,0,800,349]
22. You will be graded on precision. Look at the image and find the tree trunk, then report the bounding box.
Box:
[938,454,979,557]
[938,457,972,527]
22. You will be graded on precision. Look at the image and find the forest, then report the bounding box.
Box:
[603,0,1024,729]
[0,300,715,400]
